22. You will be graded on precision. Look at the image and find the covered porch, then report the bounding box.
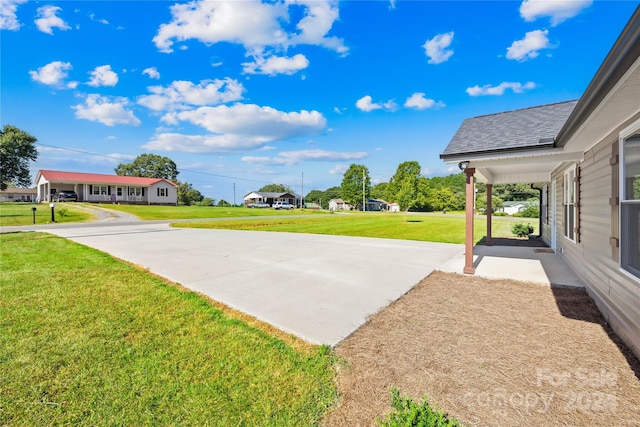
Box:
[439,100,583,276]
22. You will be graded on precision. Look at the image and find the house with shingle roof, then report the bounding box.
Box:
[35,170,178,205]
[0,187,37,202]
[440,6,640,359]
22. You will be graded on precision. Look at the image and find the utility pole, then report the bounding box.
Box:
[362,168,366,212]
[233,183,236,207]
[301,171,304,209]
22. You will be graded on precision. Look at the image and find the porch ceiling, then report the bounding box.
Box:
[467,150,584,184]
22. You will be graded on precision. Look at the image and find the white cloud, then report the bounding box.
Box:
[329,164,348,175]
[356,95,397,112]
[153,0,287,53]
[243,53,309,76]
[147,103,326,153]
[356,95,380,112]
[89,13,109,25]
[466,81,536,96]
[404,92,445,110]
[29,61,73,87]
[506,29,552,61]
[142,67,161,79]
[138,78,244,111]
[143,133,267,153]
[165,103,326,139]
[88,65,118,87]
[520,0,592,26]
[287,0,348,55]
[242,149,368,166]
[72,94,141,126]
[152,0,348,71]
[35,5,70,35]
[1,0,27,30]
[423,31,454,64]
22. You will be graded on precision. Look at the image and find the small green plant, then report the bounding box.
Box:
[56,207,69,218]
[377,388,464,427]
[512,222,534,237]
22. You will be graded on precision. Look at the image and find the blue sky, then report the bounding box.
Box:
[1,0,637,203]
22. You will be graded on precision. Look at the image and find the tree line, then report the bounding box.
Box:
[304,161,540,212]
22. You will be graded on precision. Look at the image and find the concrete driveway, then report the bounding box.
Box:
[43,223,464,345]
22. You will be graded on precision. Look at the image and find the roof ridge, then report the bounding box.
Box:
[467,99,579,120]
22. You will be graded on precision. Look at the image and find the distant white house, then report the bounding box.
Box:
[328,198,351,211]
[0,187,37,202]
[387,202,400,212]
[35,170,178,205]
[499,201,539,215]
[243,191,300,207]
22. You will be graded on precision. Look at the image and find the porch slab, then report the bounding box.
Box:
[437,245,585,289]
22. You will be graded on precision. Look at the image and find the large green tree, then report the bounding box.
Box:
[177,181,204,206]
[115,153,178,181]
[305,186,341,209]
[0,125,38,191]
[340,164,370,208]
[386,161,422,213]
[370,182,389,200]
[259,183,293,193]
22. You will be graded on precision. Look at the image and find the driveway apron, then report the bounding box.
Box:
[45,223,463,345]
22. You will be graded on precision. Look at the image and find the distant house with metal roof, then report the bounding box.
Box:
[243,191,301,207]
[35,170,178,205]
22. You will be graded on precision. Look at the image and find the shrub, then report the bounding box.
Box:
[512,222,534,237]
[493,211,508,216]
[56,207,68,218]
[377,388,464,427]
[513,206,539,218]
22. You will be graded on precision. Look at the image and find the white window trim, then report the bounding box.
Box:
[563,165,577,243]
[619,118,640,279]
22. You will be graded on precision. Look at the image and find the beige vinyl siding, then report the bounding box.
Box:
[552,116,640,358]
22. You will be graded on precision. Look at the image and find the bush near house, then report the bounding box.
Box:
[512,222,534,237]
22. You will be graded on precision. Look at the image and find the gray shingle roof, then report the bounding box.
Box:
[440,100,578,158]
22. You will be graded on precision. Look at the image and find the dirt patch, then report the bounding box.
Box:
[324,271,640,427]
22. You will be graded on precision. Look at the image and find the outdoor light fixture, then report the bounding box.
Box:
[458,161,470,171]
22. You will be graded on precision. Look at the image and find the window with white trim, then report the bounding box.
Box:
[564,167,576,241]
[92,185,108,195]
[621,129,640,279]
[128,187,143,197]
[158,188,167,197]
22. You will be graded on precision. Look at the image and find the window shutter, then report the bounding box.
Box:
[142,188,145,197]
[610,140,619,261]
[89,185,93,194]
[108,186,111,195]
[574,166,581,243]
[157,188,160,197]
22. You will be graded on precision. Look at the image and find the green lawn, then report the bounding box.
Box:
[174,214,539,245]
[0,202,94,226]
[0,233,336,426]
[93,203,328,220]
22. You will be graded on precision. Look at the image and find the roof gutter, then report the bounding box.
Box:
[555,5,640,147]
[439,141,555,161]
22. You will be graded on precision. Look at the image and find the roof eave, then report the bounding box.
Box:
[439,143,555,162]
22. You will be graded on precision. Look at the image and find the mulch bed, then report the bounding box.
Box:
[324,271,640,427]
